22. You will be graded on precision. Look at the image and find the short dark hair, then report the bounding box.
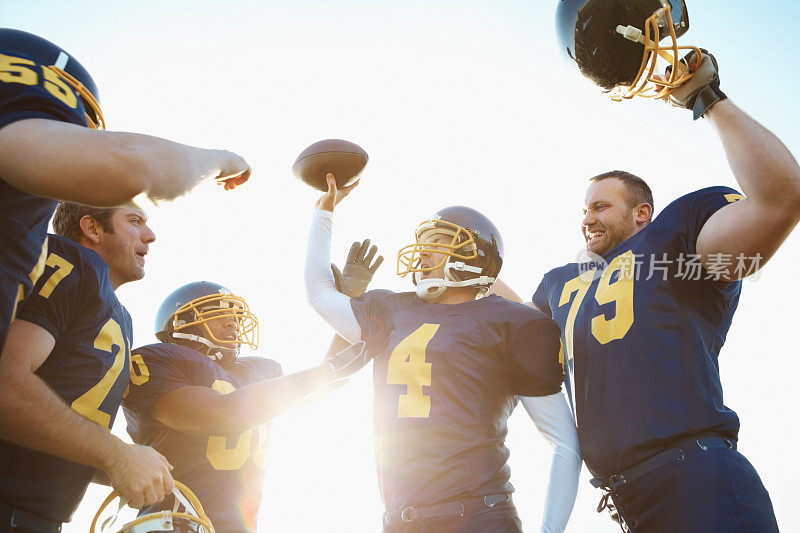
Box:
[589,170,654,214]
[52,202,116,242]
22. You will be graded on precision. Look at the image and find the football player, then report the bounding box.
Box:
[514,2,800,531]
[0,28,251,357]
[304,175,582,532]
[0,202,173,532]
[121,281,372,532]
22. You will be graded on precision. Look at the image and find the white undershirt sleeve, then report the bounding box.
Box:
[304,209,362,343]
[519,392,582,533]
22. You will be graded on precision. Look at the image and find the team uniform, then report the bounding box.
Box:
[0,235,132,529]
[0,34,94,354]
[351,290,563,532]
[122,343,282,533]
[532,187,778,531]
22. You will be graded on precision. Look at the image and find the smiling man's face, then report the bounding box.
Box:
[581,178,641,256]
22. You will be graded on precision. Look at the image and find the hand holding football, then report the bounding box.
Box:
[292,139,368,191]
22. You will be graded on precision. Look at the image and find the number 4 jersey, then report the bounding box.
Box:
[532,187,744,480]
[122,343,282,532]
[350,291,564,513]
[0,234,133,523]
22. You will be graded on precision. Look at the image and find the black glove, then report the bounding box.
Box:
[323,340,372,381]
[332,239,384,298]
[667,49,727,120]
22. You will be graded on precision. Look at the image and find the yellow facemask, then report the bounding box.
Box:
[609,0,702,101]
[171,293,259,352]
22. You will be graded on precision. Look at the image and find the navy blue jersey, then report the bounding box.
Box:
[0,235,132,523]
[0,48,91,354]
[532,187,744,479]
[350,291,563,512]
[122,343,282,532]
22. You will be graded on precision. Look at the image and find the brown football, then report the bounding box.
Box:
[292,139,368,191]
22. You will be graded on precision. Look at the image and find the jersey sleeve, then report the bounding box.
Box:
[124,345,210,416]
[507,316,564,397]
[665,186,743,256]
[349,289,397,355]
[0,54,88,130]
[15,237,88,339]
[531,276,552,316]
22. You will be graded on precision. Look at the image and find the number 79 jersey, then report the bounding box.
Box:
[532,187,744,479]
[0,234,133,523]
[351,291,563,512]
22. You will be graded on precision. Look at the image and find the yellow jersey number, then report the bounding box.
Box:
[71,318,131,428]
[0,54,78,108]
[12,241,49,320]
[206,380,270,470]
[558,251,636,364]
[386,323,439,418]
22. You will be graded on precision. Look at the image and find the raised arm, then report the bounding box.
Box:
[695,100,800,279]
[0,118,250,206]
[519,393,581,533]
[666,51,800,280]
[304,174,367,342]
[0,319,174,509]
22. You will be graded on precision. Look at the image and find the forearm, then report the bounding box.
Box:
[211,365,336,434]
[0,119,234,205]
[707,100,800,208]
[520,393,581,533]
[0,363,123,473]
[305,209,362,342]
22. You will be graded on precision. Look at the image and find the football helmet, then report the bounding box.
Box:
[155,281,258,365]
[91,480,214,533]
[397,206,504,301]
[0,28,105,128]
[556,0,702,101]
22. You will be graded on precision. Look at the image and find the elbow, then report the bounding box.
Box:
[555,443,582,463]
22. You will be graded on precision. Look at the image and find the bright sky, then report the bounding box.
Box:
[3,1,800,531]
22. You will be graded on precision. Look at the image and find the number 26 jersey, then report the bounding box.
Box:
[0,234,132,523]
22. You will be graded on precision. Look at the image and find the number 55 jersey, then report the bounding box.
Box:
[350,290,564,513]
[532,187,744,480]
[0,234,132,524]
[0,29,101,355]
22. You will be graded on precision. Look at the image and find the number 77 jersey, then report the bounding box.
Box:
[0,234,132,524]
[532,187,745,480]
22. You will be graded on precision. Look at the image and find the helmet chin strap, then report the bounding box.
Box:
[172,332,237,362]
[416,278,448,301]
[415,261,496,301]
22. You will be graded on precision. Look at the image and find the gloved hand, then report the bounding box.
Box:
[667,49,727,120]
[323,340,372,381]
[332,239,384,298]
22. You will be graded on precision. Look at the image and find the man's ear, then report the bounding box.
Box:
[79,215,102,245]
[635,203,653,225]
